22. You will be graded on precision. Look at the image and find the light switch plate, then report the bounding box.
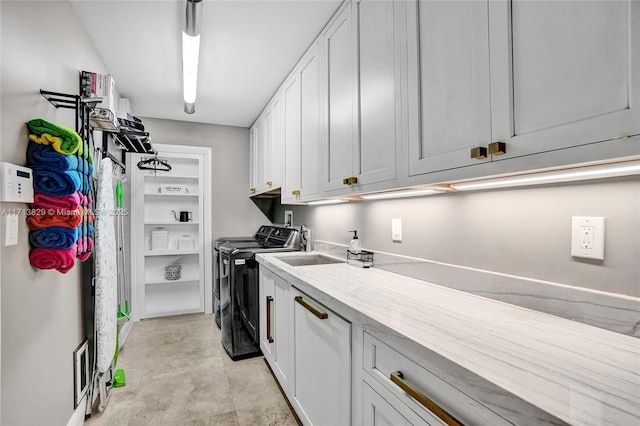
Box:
[4,213,19,246]
[392,218,402,242]
[571,217,605,260]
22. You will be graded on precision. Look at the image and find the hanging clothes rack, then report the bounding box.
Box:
[137,154,172,172]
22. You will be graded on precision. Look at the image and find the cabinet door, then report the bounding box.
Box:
[299,41,322,200]
[263,105,274,191]
[259,268,276,361]
[489,0,640,160]
[249,126,257,194]
[354,0,398,185]
[269,93,284,189]
[273,277,291,389]
[323,3,355,192]
[254,115,267,193]
[293,289,351,426]
[407,0,492,176]
[282,73,302,203]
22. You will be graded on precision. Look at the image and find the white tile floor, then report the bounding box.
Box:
[85,314,298,426]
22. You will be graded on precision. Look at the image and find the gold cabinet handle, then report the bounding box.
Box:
[342,176,358,185]
[266,296,274,343]
[266,181,273,186]
[390,371,464,426]
[294,296,328,320]
[470,147,487,160]
[488,141,506,156]
[292,189,301,196]
[250,187,256,193]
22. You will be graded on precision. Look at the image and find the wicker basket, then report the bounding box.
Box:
[165,265,182,281]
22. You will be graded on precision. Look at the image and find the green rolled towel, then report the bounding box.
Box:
[27,119,82,155]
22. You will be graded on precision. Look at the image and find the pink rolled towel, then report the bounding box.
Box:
[29,246,76,273]
[76,236,94,261]
[32,191,82,211]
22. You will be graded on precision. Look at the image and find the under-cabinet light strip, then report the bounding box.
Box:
[360,188,444,200]
[307,199,349,206]
[450,160,640,191]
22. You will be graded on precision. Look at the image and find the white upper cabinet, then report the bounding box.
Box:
[406,0,492,176]
[249,94,284,195]
[489,0,640,160]
[282,41,322,204]
[323,0,401,194]
[248,127,257,194]
[406,0,639,181]
[323,2,355,192]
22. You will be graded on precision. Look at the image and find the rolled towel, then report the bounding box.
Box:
[29,246,76,273]
[32,191,82,211]
[27,142,78,171]
[79,174,92,195]
[76,236,94,261]
[77,158,94,177]
[29,226,80,249]
[77,141,93,164]
[33,169,82,197]
[27,119,82,155]
[26,207,83,230]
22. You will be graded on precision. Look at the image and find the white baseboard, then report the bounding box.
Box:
[67,396,86,426]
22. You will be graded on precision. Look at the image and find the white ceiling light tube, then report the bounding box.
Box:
[307,199,349,206]
[183,0,203,114]
[450,160,640,191]
[360,188,444,200]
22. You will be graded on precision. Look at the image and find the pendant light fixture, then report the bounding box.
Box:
[182,0,203,114]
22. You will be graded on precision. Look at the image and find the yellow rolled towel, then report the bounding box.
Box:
[27,119,82,155]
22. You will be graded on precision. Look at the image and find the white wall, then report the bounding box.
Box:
[140,117,267,240]
[0,1,110,424]
[277,177,640,298]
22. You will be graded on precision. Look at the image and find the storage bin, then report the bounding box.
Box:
[178,235,194,250]
[165,265,181,281]
[151,229,168,251]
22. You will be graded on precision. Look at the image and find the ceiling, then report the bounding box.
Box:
[70,0,342,128]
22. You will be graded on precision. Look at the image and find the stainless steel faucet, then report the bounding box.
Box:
[301,225,312,253]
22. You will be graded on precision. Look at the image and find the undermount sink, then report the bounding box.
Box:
[278,254,345,267]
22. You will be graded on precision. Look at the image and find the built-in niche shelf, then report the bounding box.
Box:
[130,145,212,320]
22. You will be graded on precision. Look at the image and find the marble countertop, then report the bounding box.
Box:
[256,252,640,426]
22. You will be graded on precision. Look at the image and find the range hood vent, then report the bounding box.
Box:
[250,188,281,223]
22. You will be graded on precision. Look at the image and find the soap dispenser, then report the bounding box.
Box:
[348,230,361,254]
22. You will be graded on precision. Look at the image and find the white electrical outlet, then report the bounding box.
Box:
[392,218,402,242]
[571,217,605,260]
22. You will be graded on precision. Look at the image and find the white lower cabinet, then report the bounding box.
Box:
[259,263,556,425]
[259,268,291,390]
[292,287,351,426]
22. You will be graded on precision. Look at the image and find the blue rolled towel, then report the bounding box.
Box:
[79,175,92,195]
[27,142,78,171]
[29,226,79,249]
[77,158,93,176]
[33,169,82,197]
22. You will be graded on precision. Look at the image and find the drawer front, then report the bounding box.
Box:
[363,332,511,426]
[363,379,438,426]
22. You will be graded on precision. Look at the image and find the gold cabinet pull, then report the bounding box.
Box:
[390,371,464,426]
[470,147,487,160]
[266,296,274,343]
[292,189,301,196]
[295,296,328,320]
[488,141,506,156]
[266,181,273,186]
[250,187,256,193]
[342,176,358,185]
